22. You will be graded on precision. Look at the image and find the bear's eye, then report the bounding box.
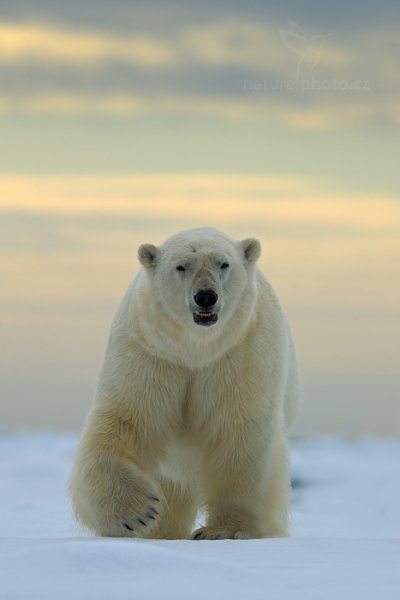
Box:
[176,265,186,272]
[220,262,230,269]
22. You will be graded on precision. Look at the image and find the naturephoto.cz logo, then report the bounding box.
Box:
[244,20,370,95]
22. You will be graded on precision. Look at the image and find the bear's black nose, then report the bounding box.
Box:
[194,289,218,308]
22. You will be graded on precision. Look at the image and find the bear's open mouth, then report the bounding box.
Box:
[193,311,218,326]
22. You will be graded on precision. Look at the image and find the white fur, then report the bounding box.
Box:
[70,227,301,540]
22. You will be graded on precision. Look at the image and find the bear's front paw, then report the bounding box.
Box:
[113,485,162,538]
[75,457,164,537]
[192,526,258,540]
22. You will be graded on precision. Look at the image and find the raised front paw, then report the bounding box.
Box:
[73,456,163,537]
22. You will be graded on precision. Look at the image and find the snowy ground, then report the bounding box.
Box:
[1,433,399,599]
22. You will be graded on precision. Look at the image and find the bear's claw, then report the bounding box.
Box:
[192,526,254,540]
[118,495,162,536]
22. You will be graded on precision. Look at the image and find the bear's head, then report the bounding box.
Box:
[138,228,261,330]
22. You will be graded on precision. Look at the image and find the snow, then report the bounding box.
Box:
[1,433,399,599]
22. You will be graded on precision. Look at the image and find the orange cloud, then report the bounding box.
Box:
[0,23,176,67]
[1,173,399,234]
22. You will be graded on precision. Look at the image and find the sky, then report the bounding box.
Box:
[0,1,399,435]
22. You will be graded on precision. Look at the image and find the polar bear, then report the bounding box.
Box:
[70,227,300,540]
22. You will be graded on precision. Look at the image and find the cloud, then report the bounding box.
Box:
[183,20,347,74]
[1,173,399,235]
[0,92,399,130]
[0,20,399,128]
[0,23,177,68]
[0,19,347,73]
[1,18,396,83]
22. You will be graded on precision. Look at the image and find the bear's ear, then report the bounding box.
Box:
[138,243,159,269]
[241,238,261,263]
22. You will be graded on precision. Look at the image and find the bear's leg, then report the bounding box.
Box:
[70,347,190,538]
[147,479,198,540]
[259,435,292,537]
[193,432,290,540]
[70,407,168,538]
